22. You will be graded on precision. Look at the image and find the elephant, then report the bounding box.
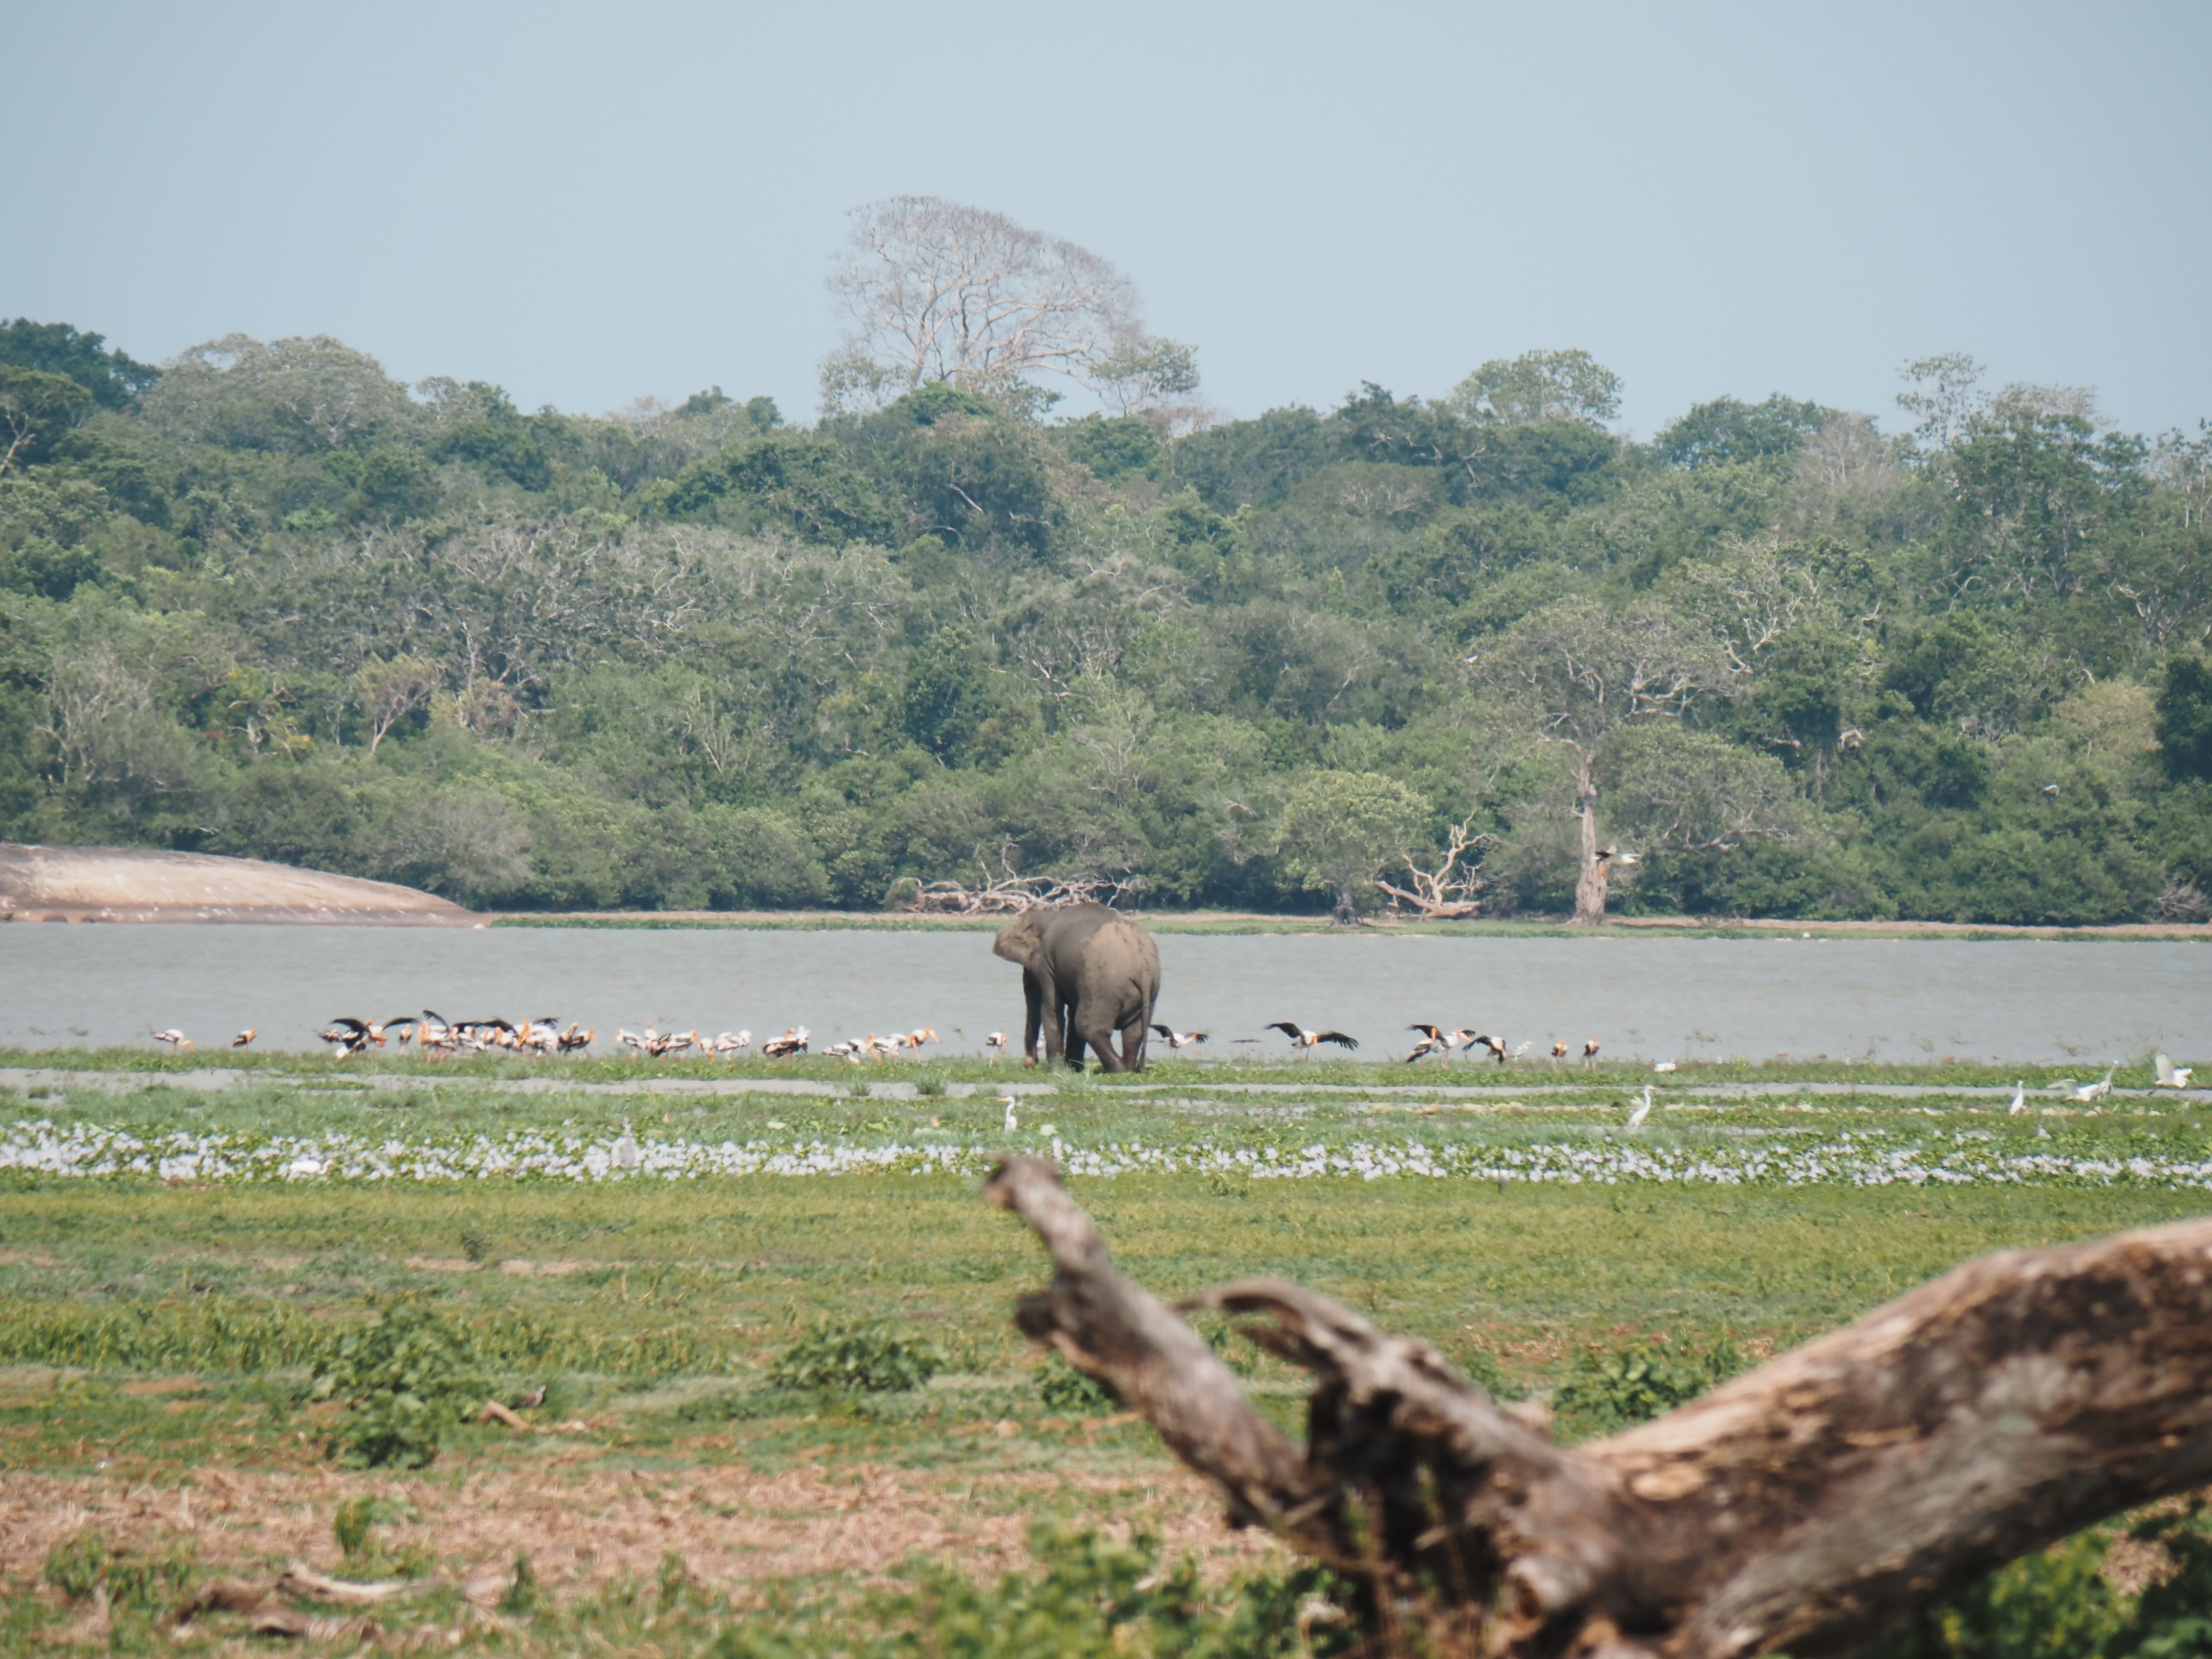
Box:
[990,903,1161,1072]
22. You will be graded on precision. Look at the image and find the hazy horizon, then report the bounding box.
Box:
[4,0,2207,437]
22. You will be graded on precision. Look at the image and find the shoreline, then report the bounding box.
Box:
[483,908,2212,941]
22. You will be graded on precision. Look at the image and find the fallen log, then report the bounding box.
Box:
[984,1153,2212,1657]
[173,1556,518,1636]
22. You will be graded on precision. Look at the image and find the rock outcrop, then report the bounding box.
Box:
[0,844,478,926]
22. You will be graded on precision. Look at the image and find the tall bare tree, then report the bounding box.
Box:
[1472,597,1724,924]
[824,197,1178,412]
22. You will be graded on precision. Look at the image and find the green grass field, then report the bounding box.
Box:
[3,1051,2207,1653]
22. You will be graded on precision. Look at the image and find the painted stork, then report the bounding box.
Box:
[1266,1022,1359,1057]
[1405,1024,1452,1064]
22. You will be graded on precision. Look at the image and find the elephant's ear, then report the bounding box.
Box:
[991,916,1042,967]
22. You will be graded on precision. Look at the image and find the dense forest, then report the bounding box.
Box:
[3,287,2210,923]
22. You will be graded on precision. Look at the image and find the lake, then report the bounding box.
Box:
[0,925,2202,1064]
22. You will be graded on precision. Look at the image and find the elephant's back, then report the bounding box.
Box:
[1097,914,1161,985]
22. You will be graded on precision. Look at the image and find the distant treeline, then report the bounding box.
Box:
[2,320,2209,923]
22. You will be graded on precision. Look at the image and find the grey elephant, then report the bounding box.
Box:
[990,903,1161,1072]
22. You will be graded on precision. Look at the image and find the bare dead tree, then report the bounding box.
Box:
[1374,817,1493,918]
[986,1154,2212,1659]
[824,197,1145,409]
[1471,598,1723,926]
[349,655,441,754]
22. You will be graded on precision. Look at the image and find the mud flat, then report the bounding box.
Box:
[0,844,474,926]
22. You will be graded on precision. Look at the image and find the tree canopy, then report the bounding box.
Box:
[1,314,2206,925]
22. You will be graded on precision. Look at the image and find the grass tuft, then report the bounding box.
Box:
[767,1321,946,1394]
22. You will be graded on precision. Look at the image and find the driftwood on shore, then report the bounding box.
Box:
[885,857,1144,916]
[985,1153,2212,1657]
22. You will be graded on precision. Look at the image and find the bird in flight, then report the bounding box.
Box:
[2072,1069,2114,1103]
[1406,1025,1473,1064]
[1151,1025,1209,1050]
[1267,1022,1358,1057]
[1405,1024,1451,1064]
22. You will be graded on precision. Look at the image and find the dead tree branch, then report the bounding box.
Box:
[887,844,1146,915]
[1375,817,1494,918]
[984,1154,2212,1658]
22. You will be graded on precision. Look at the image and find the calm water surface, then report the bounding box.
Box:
[0,926,2203,1064]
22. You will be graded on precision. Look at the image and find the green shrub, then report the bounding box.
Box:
[1038,1353,1118,1415]
[0,1296,331,1373]
[0,1295,735,1381]
[501,1553,540,1616]
[1906,1500,2212,1658]
[1551,1336,1744,1434]
[43,1527,107,1601]
[333,1495,377,1559]
[1449,1344,1519,1401]
[767,1321,946,1394]
[103,1540,199,1613]
[311,1296,488,1468]
[871,1524,1353,1659]
[657,1551,692,1609]
[41,1527,195,1612]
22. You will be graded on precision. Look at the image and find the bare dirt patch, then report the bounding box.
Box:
[116,1378,204,1398]
[0,1460,1277,1603]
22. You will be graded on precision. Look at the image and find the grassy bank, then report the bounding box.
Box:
[2,1060,2206,1652]
[3,1045,2205,1090]
[485,909,2212,940]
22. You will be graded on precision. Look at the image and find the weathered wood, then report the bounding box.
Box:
[886,859,1143,917]
[1375,816,1493,919]
[984,1154,2212,1657]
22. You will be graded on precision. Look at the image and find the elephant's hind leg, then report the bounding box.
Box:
[1076,1014,1127,1073]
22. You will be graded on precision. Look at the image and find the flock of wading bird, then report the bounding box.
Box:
[154,1016,939,1061]
[130,1023,2206,1093]
[147,1016,1612,1068]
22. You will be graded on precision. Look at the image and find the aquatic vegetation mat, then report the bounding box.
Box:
[5,1115,2210,1190]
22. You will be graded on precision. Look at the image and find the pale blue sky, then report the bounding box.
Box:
[5,0,2207,437]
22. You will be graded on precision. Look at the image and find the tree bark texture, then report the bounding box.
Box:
[1572,746,1610,926]
[984,1154,2212,1658]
